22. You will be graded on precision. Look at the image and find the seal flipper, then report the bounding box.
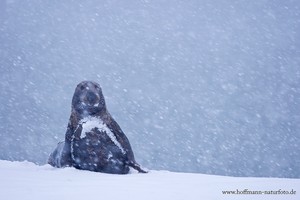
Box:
[127,161,148,173]
[48,141,64,167]
[48,141,72,167]
[48,127,73,168]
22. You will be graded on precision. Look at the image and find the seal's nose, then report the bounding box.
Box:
[86,91,97,104]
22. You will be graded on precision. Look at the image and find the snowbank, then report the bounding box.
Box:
[0,160,299,200]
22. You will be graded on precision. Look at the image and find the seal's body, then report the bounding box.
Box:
[48,81,146,174]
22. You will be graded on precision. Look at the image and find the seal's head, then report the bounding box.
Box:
[72,81,106,116]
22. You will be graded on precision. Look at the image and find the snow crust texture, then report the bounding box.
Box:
[1,160,299,200]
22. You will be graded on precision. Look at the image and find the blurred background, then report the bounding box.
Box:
[0,0,299,178]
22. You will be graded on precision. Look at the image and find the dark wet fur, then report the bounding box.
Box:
[48,81,147,174]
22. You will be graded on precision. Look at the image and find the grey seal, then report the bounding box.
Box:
[48,81,147,174]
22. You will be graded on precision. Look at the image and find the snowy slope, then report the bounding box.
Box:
[0,160,299,200]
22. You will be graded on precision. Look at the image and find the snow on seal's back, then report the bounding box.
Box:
[79,116,126,154]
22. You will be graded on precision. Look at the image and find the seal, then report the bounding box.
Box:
[48,81,147,174]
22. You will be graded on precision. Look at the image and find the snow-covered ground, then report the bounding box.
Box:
[0,160,299,200]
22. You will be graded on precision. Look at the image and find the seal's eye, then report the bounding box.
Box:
[80,85,85,90]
